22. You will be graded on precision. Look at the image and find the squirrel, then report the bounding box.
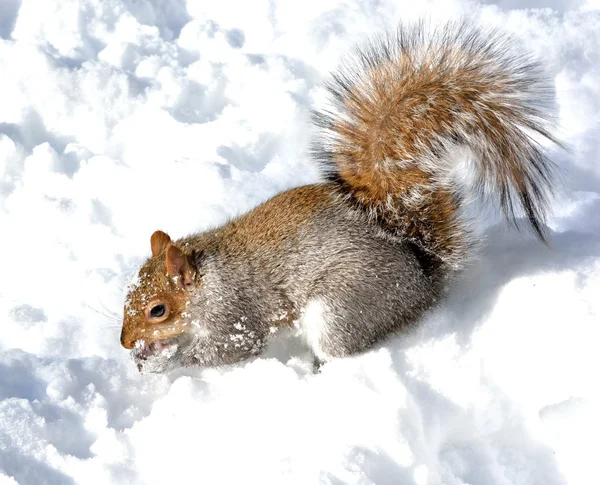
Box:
[120,21,559,374]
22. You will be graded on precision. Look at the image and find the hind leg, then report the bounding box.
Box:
[300,254,438,361]
[301,295,393,362]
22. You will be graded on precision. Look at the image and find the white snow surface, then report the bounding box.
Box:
[1,0,599,484]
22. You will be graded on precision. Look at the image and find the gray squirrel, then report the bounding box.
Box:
[120,21,558,374]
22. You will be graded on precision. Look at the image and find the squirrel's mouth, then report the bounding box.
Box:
[132,338,178,373]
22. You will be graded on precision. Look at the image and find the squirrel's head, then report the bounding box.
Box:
[121,230,199,373]
[121,230,273,374]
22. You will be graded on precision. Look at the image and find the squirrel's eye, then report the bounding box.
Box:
[145,301,170,322]
[150,304,166,318]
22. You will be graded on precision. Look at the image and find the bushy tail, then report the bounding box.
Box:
[312,20,559,268]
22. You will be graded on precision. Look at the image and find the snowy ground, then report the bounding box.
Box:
[1,0,599,484]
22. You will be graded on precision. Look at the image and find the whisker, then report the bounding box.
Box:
[99,302,121,320]
[86,304,122,325]
[98,324,122,330]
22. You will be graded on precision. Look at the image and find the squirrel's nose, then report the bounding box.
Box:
[120,331,135,350]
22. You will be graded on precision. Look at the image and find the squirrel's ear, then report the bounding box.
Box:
[151,230,171,257]
[165,243,194,287]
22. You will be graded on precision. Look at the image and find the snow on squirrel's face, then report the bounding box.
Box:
[120,229,211,373]
[120,248,196,374]
[120,231,270,374]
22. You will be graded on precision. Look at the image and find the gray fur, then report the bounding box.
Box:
[133,195,445,373]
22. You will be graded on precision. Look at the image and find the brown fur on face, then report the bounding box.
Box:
[120,244,195,349]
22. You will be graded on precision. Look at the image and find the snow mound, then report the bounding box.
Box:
[1,1,599,484]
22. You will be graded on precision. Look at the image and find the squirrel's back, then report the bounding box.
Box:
[312,20,559,268]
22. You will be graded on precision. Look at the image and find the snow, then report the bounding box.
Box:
[0,0,599,484]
